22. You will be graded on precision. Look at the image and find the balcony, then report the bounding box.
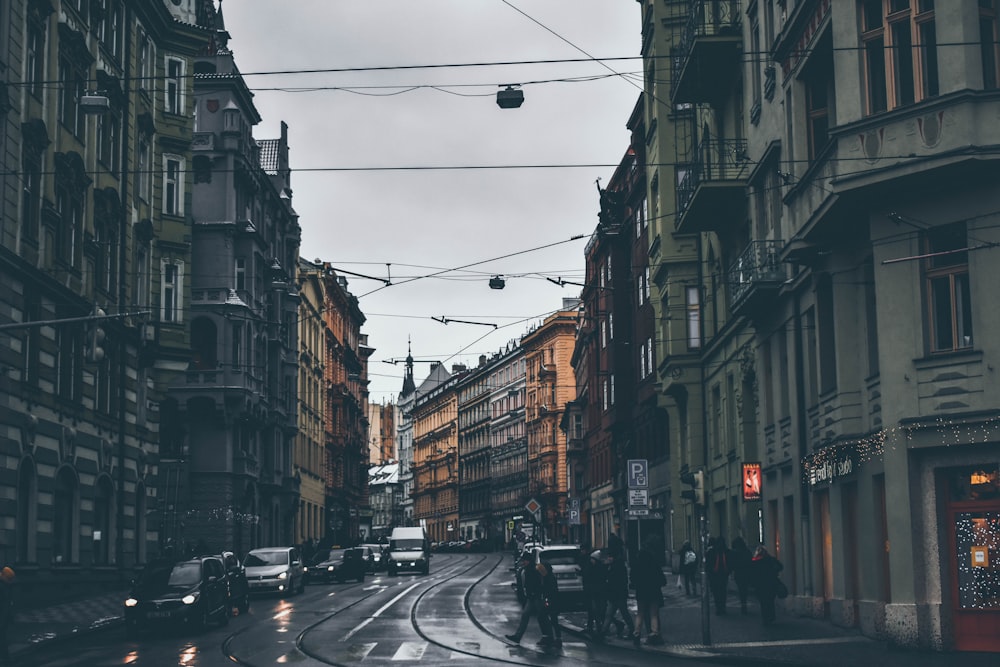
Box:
[728,240,786,317]
[676,137,748,234]
[671,0,743,105]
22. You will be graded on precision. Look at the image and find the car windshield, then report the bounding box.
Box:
[167,562,202,587]
[326,550,345,562]
[344,549,362,560]
[245,551,288,567]
[540,550,580,566]
[391,539,423,551]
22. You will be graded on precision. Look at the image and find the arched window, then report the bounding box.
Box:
[53,467,79,564]
[190,317,218,370]
[93,476,115,565]
[16,459,38,563]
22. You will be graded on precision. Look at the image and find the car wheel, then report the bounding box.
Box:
[299,577,306,594]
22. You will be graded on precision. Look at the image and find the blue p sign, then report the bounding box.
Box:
[627,459,648,488]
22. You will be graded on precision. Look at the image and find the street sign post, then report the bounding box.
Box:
[627,459,648,489]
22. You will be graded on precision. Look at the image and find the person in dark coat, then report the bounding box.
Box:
[581,549,607,637]
[705,536,731,615]
[630,540,665,645]
[598,550,635,641]
[505,554,553,645]
[750,545,784,625]
[678,540,699,597]
[729,537,753,614]
[538,563,562,644]
[0,567,15,663]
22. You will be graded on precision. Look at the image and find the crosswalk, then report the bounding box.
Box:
[334,639,591,662]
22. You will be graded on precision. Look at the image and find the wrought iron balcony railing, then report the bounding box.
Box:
[728,240,786,306]
[677,137,748,215]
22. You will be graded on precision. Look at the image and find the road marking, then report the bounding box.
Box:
[392,641,427,660]
[709,636,866,649]
[343,582,422,641]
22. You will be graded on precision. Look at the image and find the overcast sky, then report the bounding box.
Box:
[222,1,642,403]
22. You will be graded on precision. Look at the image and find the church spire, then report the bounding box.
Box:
[401,337,415,396]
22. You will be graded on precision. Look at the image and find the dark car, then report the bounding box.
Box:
[220,551,249,615]
[305,548,367,584]
[124,556,230,635]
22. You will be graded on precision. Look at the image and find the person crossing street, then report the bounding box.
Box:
[505,554,554,645]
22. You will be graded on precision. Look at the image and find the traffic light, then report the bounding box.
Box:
[680,469,705,506]
[85,307,107,363]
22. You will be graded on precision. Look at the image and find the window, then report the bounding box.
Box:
[53,468,79,564]
[163,156,183,216]
[161,260,183,323]
[58,57,86,137]
[924,222,973,352]
[137,137,151,203]
[135,242,150,308]
[804,32,834,159]
[232,322,243,369]
[686,286,702,349]
[21,150,41,243]
[981,0,1000,88]
[97,110,121,172]
[860,0,937,115]
[235,258,247,291]
[54,179,83,267]
[608,311,614,340]
[138,28,154,92]
[26,13,46,98]
[57,326,79,401]
[165,57,184,115]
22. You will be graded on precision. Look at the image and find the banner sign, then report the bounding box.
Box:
[742,462,762,502]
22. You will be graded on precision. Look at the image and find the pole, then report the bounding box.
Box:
[700,509,712,646]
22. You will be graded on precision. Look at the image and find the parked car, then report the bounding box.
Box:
[124,556,231,635]
[244,546,305,596]
[220,551,249,615]
[535,545,585,608]
[305,548,367,583]
[360,543,387,572]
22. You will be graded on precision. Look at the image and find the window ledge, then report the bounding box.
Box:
[912,348,982,371]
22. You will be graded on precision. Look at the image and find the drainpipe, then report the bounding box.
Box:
[793,290,812,597]
[696,232,712,646]
[116,3,133,570]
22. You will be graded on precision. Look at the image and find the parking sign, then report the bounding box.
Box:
[627,459,648,489]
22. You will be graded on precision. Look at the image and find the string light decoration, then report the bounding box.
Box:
[185,507,260,525]
[954,512,1000,610]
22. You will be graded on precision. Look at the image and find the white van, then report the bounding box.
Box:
[387,527,430,575]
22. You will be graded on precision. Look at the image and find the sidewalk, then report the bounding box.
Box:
[559,578,998,667]
[6,590,125,662]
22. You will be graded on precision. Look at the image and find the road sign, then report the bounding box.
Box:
[525,498,541,514]
[507,520,515,531]
[568,509,581,525]
[627,509,663,519]
[627,459,648,489]
[628,489,649,507]
[627,508,650,517]
[569,498,580,511]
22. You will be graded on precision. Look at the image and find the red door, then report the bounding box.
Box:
[948,500,1000,652]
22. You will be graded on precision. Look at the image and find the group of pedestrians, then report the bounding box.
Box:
[505,533,786,649]
[695,536,785,625]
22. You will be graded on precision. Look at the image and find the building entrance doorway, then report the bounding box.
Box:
[946,466,1000,652]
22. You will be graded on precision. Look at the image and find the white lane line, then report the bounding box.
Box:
[342,582,422,641]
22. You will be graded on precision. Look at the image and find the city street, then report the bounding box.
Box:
[12,552,997,667]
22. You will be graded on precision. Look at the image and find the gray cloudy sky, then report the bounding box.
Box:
[222,1,641,403]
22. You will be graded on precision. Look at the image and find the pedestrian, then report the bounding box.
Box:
[598,550,635,642]
[580,548,606,637]
[730,537,753,615]
[706,536,731,615]
[538,563,562,645]
[678,540,699,597]
[0,567,15,663]
[607,525,625,558]
[630,538,665,645]
[750,545,784,625]
[505,553,553,645]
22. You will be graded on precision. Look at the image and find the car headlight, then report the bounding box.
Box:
[327,565,335,572]
[278,571,288,580]
[303,566,309,573]
[182,593,198,605]
[125,597,138,607]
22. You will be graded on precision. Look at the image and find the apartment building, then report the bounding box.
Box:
[412,363,460,543]
[641,0,1000,652]
[487,343,527,545]
[0,0,212,600]
[456,357,493,543]
[522,300,579,544]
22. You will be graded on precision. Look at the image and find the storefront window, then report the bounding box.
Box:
[955,511,1000,610]
[949,466,1000,502]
